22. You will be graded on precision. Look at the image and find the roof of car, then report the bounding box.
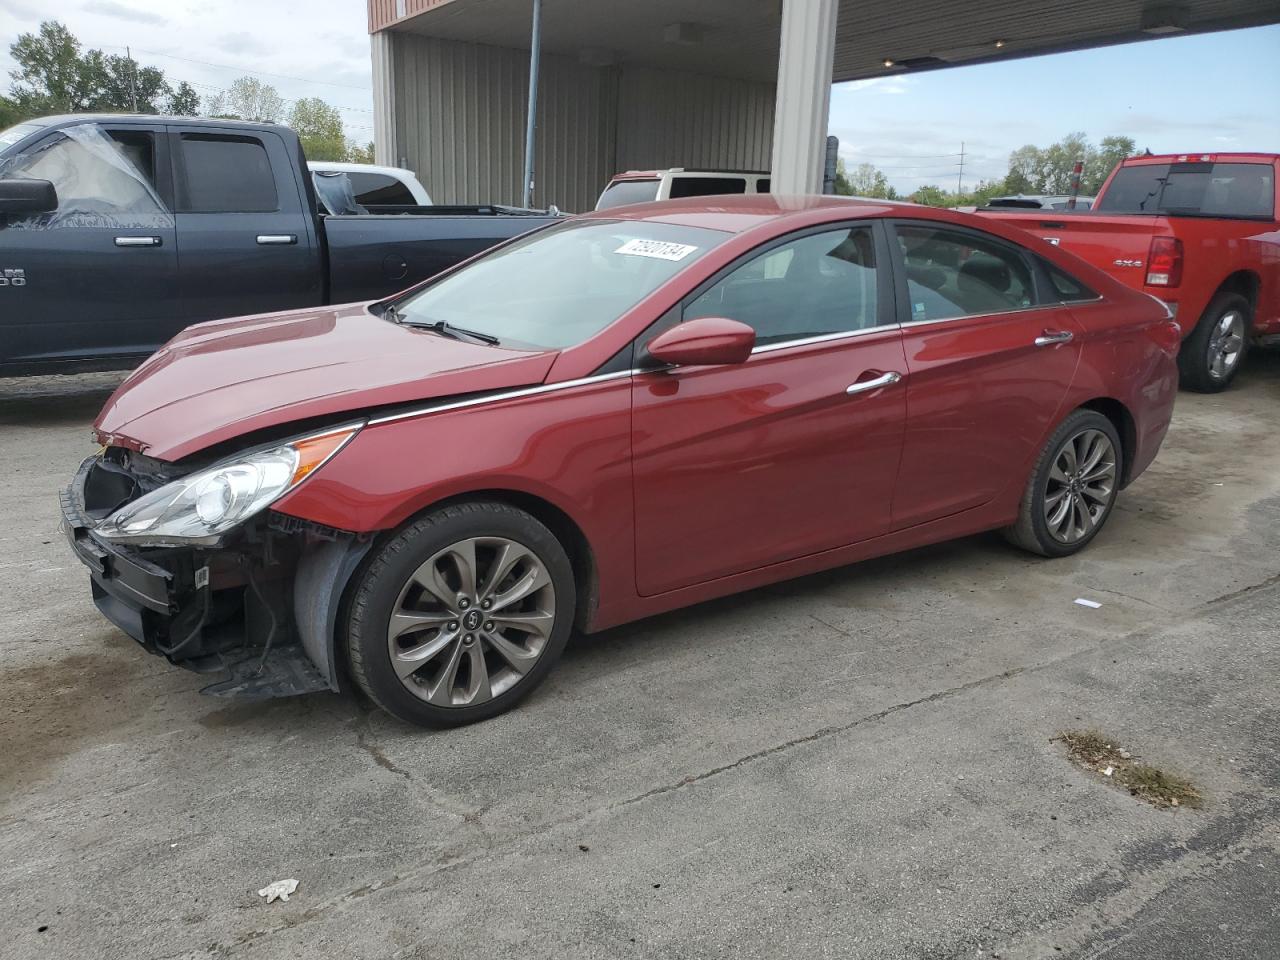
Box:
[581,193,913,234]
[1121,152,1280,164]
[23,113,293,135]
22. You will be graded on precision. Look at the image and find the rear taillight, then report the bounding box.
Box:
[1145,236,1183,287]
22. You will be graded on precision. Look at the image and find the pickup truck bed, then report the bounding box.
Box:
[0,114,558,375]
[980,153,1279,391]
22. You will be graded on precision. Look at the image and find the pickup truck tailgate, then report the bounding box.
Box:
[977,211,1164,288]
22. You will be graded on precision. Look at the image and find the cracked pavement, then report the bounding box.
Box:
[2,352,1279,959]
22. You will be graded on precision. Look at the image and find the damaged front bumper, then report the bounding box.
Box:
[62,453,371,700]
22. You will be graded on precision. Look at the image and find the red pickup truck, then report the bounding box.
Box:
[981,153,1279,391]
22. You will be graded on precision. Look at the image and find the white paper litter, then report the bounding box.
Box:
[257,879,299,904]
[1074,598,1102,609]
[1102,766,1115,777]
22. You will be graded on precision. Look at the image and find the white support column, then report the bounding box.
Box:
[769,0,838,195]
[370,30,399,167]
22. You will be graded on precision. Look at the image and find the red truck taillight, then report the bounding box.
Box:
[1145,236,1183,287]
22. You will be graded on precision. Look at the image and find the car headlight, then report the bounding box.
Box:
[95,425,360,545]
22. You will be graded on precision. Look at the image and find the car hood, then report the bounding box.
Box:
[93,302,558,461]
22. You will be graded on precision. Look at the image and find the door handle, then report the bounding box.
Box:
[846,371,902,395]
[1034,330,1074,347]
[114,236,162,247]
[256,234,297,245]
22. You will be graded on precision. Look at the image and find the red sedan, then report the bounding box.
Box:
[65,196,1180,726]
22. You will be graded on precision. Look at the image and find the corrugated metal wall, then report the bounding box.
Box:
[390,33,615,212]
[615,66,775,173]
[387,33,776,212]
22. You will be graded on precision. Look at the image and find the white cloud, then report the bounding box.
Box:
[81,1,167,26]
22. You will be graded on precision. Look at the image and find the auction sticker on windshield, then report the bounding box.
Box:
[614,238,699,261]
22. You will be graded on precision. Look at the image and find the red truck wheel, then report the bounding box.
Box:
[1179,292,1251,393]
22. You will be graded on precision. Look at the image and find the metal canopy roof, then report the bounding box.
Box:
[375,0,1280,82]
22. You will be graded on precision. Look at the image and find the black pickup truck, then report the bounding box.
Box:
[0,114,559,375]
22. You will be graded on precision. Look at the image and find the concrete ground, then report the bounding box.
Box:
[1,352,1278,960]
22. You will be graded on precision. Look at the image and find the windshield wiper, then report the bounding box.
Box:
[408,318,501,346]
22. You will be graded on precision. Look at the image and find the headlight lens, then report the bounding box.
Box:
[96,425,359,545]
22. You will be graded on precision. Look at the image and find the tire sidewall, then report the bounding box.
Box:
[1025,412,1124,558]
[347,504,576,727]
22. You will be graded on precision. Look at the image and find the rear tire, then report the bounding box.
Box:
[345,502,575,727]
[1178,292,1250,393]
[1003,410,1123,558]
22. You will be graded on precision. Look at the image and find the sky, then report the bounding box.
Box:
[1,2,1278,193]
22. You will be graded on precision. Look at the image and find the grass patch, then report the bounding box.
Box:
[1055,729,1203,809]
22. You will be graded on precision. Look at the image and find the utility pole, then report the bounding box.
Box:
[126,46,139,112]
[520,0,542,209]
[956,141,965,196]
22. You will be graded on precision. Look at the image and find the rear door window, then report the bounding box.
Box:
[893,224,1035,322]
[1098,162,1275,219]
[346,171,415,205]
[177,134,277,213]
[668,176,748,199]
[596,179,660,209]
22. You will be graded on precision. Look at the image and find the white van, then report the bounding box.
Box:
[595,168,771,210]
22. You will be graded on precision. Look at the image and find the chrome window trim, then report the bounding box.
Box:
[750,325,894,354]
[897,299,1099,330]
[367,369,637,426]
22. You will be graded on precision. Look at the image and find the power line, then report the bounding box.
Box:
[98,43,372,92]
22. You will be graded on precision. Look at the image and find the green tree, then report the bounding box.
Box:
[289,97,346,160]
[909,184,948,206]
[0,94,21,128]
[7,21,100,115]
[94,53,169,113]
[345,140,375,164]
[206,76,283,122]
[1088,135,1136,193]
[165,81,201,116]
[1007,133,1141,196]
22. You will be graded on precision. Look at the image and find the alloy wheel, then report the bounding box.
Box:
[386,536,556,706]
[1043,428,1117,544]
[1207,310,1245,381]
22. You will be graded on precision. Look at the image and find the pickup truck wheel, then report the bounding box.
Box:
[1179,292,1251,393]
[1003,409,1123,558]
[345,502,575,728]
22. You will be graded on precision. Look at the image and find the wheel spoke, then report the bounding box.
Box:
[1082,483,1111,505]
[489,610,555,639]
[392,630,456,680]
[460,643,491,705]
[388,609,454,641]
[448,539,478,600]
[483,630,540,675]
[490,564,552,612]
[1077,432,1106,476]
[478,541,534,600]
[1060,442,1078,475]
[410,558,462,612]
[1047,495,1072,534]
[425,638,466,706]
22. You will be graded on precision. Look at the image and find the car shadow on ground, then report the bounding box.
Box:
[0,371,128,426]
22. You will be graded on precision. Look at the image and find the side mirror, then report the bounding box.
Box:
[0,178,57,216]
[647,316,756,367]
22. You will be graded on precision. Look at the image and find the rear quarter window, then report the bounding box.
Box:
[668,176,748,199]
[596,179,660,209]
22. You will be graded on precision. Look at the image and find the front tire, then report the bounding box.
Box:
[1004,410,1123,558]
[1179,292,1250,393]
[345,502,576,727]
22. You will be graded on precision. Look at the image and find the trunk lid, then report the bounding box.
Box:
[94,302,557,461]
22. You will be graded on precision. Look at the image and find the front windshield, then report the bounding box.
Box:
[392,219,728,349]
